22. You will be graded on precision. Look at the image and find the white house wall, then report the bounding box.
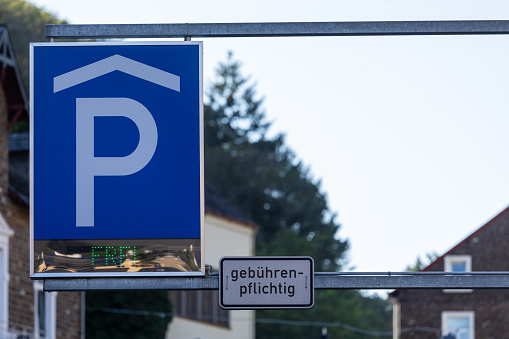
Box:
[204,213,256,265]
[166,213,257,339]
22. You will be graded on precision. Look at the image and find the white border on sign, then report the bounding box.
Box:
[219,256,315,310]
[29,41,205,279]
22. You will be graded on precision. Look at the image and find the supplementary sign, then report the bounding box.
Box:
[219,257,314,309]
[30,42,204,278]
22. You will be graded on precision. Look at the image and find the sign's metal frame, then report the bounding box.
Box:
[30,41,205,279]
[45,20,509,39]
[219,256,314,310]
[40,20,509,291]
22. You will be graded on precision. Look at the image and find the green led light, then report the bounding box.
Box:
[67,244,142,267]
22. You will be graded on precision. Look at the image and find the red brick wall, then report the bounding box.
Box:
[56,291,82,339]
[0,82,82,338]
[394,206,509,338]
[7,201,35,333]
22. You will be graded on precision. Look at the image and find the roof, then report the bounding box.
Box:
[390,204,509,298]
[204,183,258,228]
[422,204,509,272]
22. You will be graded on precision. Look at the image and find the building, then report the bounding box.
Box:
[166,184,258,339]
[390,205,509,339]
[0,25,82,339]
[1,24,257,338]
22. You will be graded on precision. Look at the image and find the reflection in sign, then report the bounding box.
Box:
[30,42,203,278]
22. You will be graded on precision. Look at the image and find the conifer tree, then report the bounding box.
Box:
[205,52,347,272]
[205,53,392,338]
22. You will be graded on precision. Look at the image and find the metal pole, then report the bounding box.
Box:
[43,272,509,291]
[46,20,509,39]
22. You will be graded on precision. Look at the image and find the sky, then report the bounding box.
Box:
[27,0,509,276]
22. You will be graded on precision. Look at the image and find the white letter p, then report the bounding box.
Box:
[76,98,158,227]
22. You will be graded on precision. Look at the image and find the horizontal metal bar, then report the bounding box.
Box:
[43,272,509,291]
[317,271,509,276]
[314,275,509,289]
[45,20,509,39]
[44,276,219,291]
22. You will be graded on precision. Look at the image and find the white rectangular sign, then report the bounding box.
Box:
[219,256,314,309]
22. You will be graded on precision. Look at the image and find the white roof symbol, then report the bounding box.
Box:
[53,54,180,93]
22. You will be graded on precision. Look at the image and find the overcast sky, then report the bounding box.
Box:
[28,0,509,276]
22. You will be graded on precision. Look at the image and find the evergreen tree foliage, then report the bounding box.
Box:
[205,52,270,147]
[205,52,347,272]
[405,252,439,272]
[257,291,392,339]
[205,53,392,338]
[86,291,172,339]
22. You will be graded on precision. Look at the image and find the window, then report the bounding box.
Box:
[445,255,471,273]
[444,255,472,293]
[0,212,13,337]
[442,311,474,339]
[33,281,57,339]
[171,290,229,327]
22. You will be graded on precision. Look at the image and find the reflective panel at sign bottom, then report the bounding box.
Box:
[33,239,201,274]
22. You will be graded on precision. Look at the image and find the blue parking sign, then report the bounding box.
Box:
[30,42,204,277]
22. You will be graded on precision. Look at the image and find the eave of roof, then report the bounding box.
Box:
[205,209,259,231]
[204,183,258,229]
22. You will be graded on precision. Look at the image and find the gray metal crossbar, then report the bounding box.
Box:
[40,20,509,292]
[43,272,509,291]
[46,20,509,39]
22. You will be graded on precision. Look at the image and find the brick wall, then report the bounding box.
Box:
[393,206,509,338]
[0,80,8,204]
[0,81,82,338]
[56,291,82,339]
[7,201,34,333]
